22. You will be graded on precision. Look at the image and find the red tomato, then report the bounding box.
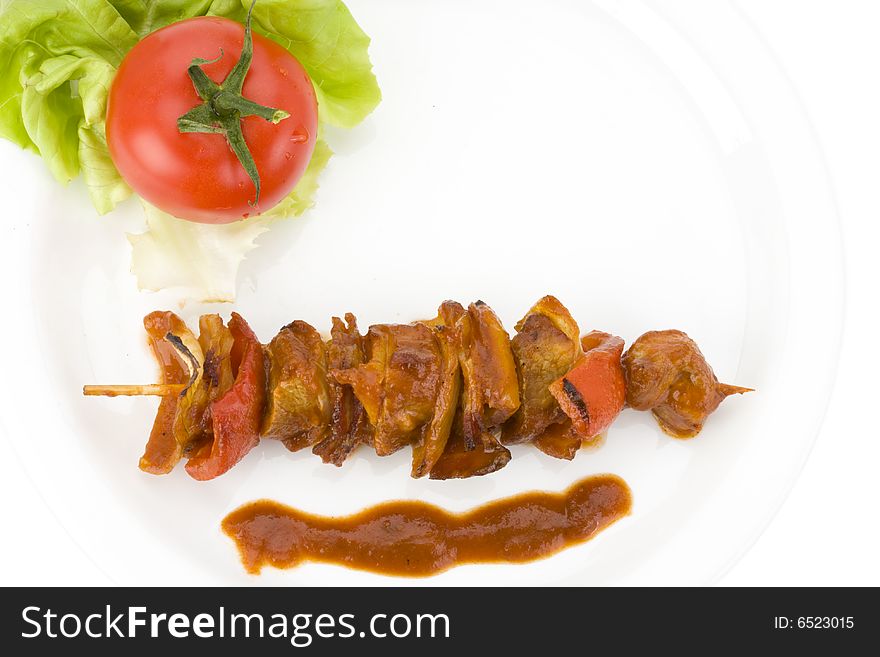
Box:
[107,16,318,224]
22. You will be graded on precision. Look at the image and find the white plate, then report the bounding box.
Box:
[0,0,842,585]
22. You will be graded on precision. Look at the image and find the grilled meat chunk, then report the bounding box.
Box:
[139,311,193,474]
[261,320,331,450]
[313,314,373,466]
[622,330,751,438]
[502,296,581,444]
[333,322,443,456]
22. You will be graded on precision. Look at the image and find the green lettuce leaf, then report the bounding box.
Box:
[215,0,382,128]
[0,0,379,300]
[129,203,272,302]
[0,0,138,200]
[108,1,218,37]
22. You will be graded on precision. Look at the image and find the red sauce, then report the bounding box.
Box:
[222,474,631,577]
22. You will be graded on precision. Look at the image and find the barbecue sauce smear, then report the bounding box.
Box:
[222,474,631,577]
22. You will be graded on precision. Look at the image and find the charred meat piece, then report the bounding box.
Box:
[622,330,751,438]
[173,314,235,457]
[410,302,464,478]
[502,296,581,444]
[312,314,373,466]
[549,331,626,441]
[419,299,517,478]
[261,320,331,451]
[333,323,442,456]
[429,410,512,479]
[139,311,193,475]
[459,301,520,449]
[532,420,581,461]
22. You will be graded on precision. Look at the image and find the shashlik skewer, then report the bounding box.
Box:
[83,296,751,481]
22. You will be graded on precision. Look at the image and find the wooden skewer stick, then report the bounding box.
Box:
[83,332,200,399]
[83,383,186,397]
[719,383,754,396]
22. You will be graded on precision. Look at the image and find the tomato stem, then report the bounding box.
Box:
[176,0,288,208]
[213,92,290,124]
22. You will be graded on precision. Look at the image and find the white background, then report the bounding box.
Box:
[1,0,878,586]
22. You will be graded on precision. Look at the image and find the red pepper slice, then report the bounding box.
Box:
[549,331,626,439]
[185,313,266,480]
